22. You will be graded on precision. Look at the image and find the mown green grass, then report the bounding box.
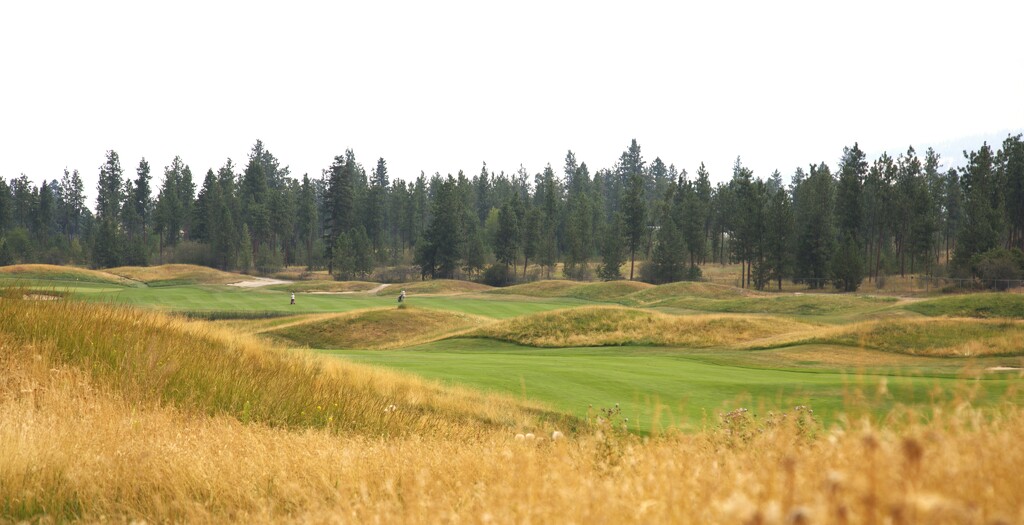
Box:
[905,293,1024,318]
[265,280,380,293]
[325,339,1021,433]
[76,286,585,319]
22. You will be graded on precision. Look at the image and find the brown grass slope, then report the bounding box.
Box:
[0,263,135,286]
[105,264,250,286]
[376,279,493,295]
[265,307,493,349]
[472,306,817,347]
[0,295,565,438]
[756,317,1024,357]
[624,280,759,303]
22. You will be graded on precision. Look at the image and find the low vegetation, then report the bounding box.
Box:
[266,307,492,349]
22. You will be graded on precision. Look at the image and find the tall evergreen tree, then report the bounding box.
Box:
[598,212,626,280]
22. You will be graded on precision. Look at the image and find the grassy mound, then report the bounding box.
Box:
[472,306,815,347]
[488,280,580,297]
[755,317,1024,357]
[817,319,1024,357]
[905,293,1024,318]
[490,280,653,302]
[266,280,380,293]
[266,307,492,349]
[0,264,135,286]
[624,281,756,304]
[0,297,561,437]
[633,291,896,316]
[376,279,492,295]
[105,264,249,286]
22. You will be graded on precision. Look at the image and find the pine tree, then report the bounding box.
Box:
[832,234,864,292]
[646,185,686,284]
[793,163,835,288]
[297,174,318,269]
[324,152,355,274]
[598,212,626,280]
[494,198,520,269]
[96,150,124,222]
[762,178,794,290]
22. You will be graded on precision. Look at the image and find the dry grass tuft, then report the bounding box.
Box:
[473,306,816,347]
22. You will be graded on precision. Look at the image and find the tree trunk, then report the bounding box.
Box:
[629,247,636,281]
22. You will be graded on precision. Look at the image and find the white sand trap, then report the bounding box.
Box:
[227,277,291,288]
[985,366,1022,372]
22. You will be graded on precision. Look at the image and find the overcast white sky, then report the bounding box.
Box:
[1,1,1022,205]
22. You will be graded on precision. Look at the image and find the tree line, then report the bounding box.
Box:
[1,136,1022,290]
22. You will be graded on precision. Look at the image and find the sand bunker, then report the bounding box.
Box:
[227,277,291,288]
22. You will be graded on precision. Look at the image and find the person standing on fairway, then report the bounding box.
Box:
[290,292,295,305]
[398,290,406,303]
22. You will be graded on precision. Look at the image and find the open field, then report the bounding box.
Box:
[4,267,1024,521]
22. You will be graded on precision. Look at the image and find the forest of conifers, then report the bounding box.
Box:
[1,136,1022,291]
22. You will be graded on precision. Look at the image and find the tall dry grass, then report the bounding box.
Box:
[3,296,1024,523]
[0,295,567,437]
[4,350,1023,523]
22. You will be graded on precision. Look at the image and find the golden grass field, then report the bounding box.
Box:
[3,272,1024,523]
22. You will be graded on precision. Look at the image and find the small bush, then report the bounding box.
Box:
[971,248,1024,290]
[481,264,515,287]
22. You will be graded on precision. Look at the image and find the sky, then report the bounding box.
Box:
[1,1,1022,206]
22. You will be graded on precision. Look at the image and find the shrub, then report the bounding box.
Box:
[970,248,1024,290]
[481,263,515,287]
